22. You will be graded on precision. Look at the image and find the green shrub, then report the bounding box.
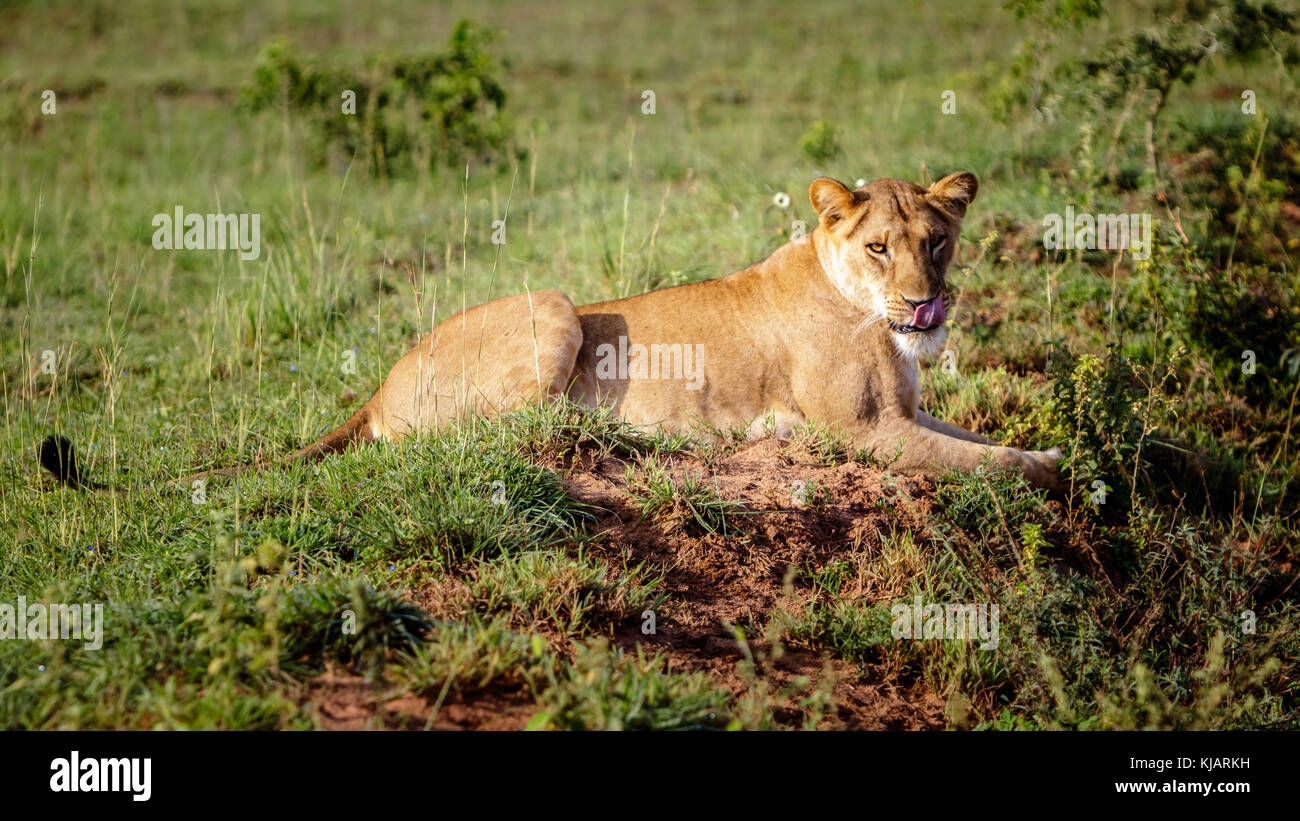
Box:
[798,119,841,164]
[240,20,513,176]
[1039,344,1177,510]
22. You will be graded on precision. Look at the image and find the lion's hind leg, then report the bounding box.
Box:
[459,288,584,414]
[368,289,584,438]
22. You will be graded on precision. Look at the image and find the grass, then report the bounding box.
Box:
[1,0,1298,730]
[625,456,750,536]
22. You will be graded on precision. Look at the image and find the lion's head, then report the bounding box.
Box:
[808,172,977,359]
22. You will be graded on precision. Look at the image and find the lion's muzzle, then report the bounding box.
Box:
[891,296,946,334]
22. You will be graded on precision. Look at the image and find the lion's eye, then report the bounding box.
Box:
[930,236,946,258]
[866,242,886,254]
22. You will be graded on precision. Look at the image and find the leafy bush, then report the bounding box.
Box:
[1172,115,1300,265]
[240,20,513,176]
[1039,344,1177,510]
[798,119,841,164]
[1017,0,1299,184]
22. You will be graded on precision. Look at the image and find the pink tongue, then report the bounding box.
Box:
[912,299,946,328]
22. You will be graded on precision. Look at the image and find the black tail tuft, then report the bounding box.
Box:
[40,435,86,488]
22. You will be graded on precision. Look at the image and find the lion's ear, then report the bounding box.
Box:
[927,172,979,218]
[809,178,860,228]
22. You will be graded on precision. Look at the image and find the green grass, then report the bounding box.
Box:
[529,639,733,731]
[2,0,1299,730]
[625,456,749,536]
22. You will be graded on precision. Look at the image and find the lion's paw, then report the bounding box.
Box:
[1022,448,1063,491]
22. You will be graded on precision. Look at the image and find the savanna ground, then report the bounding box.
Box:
[1,0,1298,730]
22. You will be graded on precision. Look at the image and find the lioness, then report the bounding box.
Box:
[41,172,1060,491]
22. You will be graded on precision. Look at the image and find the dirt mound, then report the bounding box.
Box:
[311,437,948,730]
[564,437,945,730]
[310,667,535,731]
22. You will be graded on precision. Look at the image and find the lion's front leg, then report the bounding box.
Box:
[854,417,1061,490]
[915,409,997,445]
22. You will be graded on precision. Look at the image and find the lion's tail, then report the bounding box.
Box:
[285,402,377,463]
[176,402,377,486]
[40,402,378,493]
[39,435,112,492]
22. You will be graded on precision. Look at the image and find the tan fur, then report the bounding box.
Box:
[190,173,1060,489]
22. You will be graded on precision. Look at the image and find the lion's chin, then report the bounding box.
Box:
[891,325,948,360]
